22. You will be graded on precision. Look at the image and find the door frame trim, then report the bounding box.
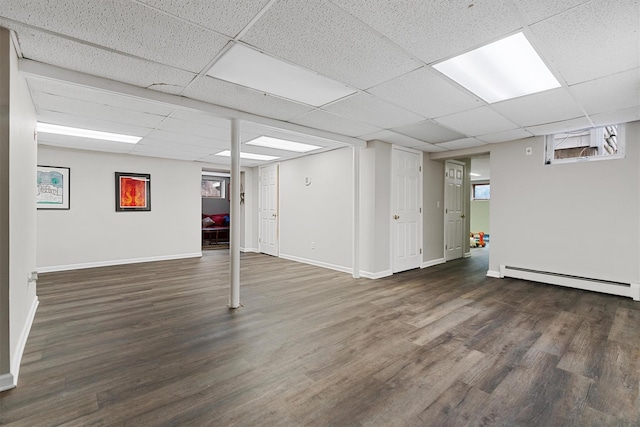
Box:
[390,145,424,274]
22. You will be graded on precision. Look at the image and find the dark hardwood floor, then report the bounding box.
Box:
[1,248,639,426]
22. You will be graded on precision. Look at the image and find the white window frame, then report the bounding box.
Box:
[544,124,625,165]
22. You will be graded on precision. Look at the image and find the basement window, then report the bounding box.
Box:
[545,124,625,164]
[473,184,490,200]
[201,178,226,199]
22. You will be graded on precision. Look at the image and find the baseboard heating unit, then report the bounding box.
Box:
[500,265,640,301]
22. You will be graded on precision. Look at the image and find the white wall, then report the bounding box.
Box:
[0,29,39,390]
[489,121,640,284]
[423,155,445,264]
[37,146,202,271]
[470,200,490,234]
[241,167,259,252]
[279,147,353,272]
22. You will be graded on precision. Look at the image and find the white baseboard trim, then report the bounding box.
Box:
[463,252,471,258]
[37,252,202,273]
[11,297,39,382]
[0,373,15,393]
[360,270,393,279]
[502,265,636,300]
[422,258,445,269]
[240,247,260,253]
[278,253,352,275]
[486,270,501,278]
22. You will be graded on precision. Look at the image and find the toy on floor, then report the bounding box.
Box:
[470,232,486,248]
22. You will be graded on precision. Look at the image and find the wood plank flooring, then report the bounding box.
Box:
[1,248,639,426]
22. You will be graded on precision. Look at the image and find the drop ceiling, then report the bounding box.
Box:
[0,0,638,167]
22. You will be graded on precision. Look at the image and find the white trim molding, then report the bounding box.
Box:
[37,252,202,273]
[422,258,445,269]
[11,297,39,382]
[278,253,352,275]
[240,247,260,253]
[0,373,15,393]
[360,270,393,280]
[486,270,501,278]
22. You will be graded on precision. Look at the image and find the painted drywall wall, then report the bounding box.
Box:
[470,200,490,234]
[489,121,640,284]
[423,155,445,264]
[2,30,38,386]
[202,197,229,215]
[359,147,376,275]
[37,146,202,271]
[0,27,12,388]
[279,147,353,272]
[241,168,259,252]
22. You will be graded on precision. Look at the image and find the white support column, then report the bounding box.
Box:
[229,119,241,309]
[352,146,360,279]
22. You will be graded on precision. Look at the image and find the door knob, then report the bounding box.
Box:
[460,214,465,218]
[272,213,277,218]
[394,215,400,220]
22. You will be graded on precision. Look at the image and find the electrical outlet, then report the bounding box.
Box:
[525,147,532,156]
[311,242,315,249]
[437,201,440,208]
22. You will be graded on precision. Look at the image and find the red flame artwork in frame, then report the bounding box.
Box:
[115,172,151,211]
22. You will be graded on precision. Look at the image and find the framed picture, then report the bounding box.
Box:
[37,165,70,210]
[115,172,151,212]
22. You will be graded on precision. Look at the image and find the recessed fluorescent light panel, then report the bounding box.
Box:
[215,150,280,162]
[246,136,321,153]
[433,32,561,103]
[37,123,142,144]
[207,44,356,107]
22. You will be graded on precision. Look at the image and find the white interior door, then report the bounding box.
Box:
[259,164,279,256]
[445,161,464,261]
[392,147,422,273]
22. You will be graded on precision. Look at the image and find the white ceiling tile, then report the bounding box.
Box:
[323,92,424,128]
[359,130,425,146]
[590,107,640,127]
[130,143,207,161]
[27,79,177,116]
[290,110,381,138]
[492,88,585,127]
[530,0,640,84]
[0,1,230,73]
[168,110,231,129]
[33,92,166,129]
[477,128,535,144]
[36,110,153,137]
[156,118,232,142]
[510,0,590,24]
[135,0,271,38]
[408,142,450,153]
[330,0,521,63]
[368,67,482,119]
[435,138,488,150]
[240,0,421,89]
[37,134,135,153]
[8,25,195,94]
[144,130,229,150]
[570,68,640,116]
[392,120,465,143]
[435,107,518,136]
[183,76,315,121]
[525,117,592,135]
